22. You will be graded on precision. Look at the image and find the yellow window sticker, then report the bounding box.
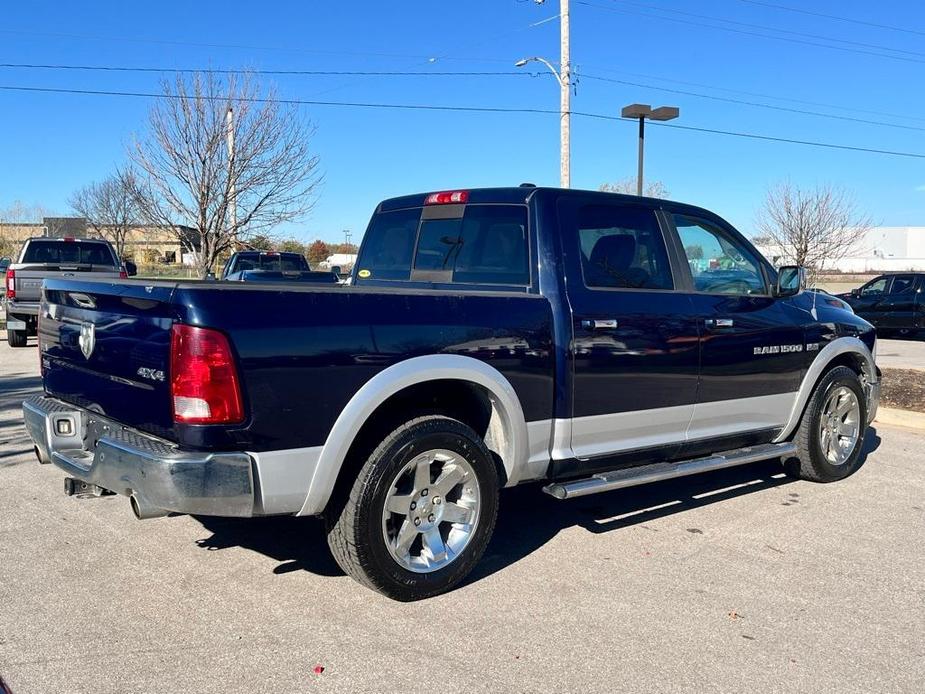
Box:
[358,269,371,278]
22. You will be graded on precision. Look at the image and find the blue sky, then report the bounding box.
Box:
[1,0,924,243]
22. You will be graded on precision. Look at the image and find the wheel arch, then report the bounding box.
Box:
[297,354,529,516]
[774,336,877,443]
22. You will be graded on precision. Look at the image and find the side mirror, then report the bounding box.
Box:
[851,288,861,297]
[331,265,342,276]
[124,261,137,277]
[776,265,805,297]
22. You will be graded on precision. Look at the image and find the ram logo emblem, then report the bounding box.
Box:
[78,322,96,360]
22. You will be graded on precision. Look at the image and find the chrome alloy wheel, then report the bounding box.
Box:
[381,449,481,573]
[818,386,861,466]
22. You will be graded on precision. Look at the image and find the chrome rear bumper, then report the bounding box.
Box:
[23,395,255,517]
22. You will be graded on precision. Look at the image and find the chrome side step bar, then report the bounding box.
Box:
[543,442,797,500]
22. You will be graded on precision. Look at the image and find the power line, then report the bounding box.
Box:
[581,67,925,124]
[581,74,925,132]
[7,58,923,127]
[577,1,925,65]
[3,83,925,160]
[732,0,925,38]
[610,0,925,59]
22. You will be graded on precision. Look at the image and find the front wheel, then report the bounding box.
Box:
[784,366,868,482]
[326,415,499,601]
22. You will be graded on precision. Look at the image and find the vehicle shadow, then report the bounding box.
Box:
[191,429,883,586]
[0,374,44,466]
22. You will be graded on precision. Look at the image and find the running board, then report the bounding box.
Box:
[543,442,797,500]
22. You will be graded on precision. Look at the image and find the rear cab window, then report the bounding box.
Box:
[355,202,530,289]
[21,239,118,266]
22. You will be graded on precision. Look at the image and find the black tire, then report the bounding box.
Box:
[7,328,27,347]
[784,366,868,482]
[326,415,499,601]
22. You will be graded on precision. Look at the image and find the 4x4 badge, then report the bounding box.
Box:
[79,322,96,359]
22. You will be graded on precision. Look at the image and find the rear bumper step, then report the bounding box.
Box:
[543,442,797,500]
[23,395,255,517]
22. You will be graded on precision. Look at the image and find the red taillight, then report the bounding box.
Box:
[5,269,14,299]
[63,236,75,242]
[119,270,128,279]
[170,324,244,425]
[424,190,469,205]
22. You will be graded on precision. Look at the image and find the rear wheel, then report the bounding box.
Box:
[785,366,867,482]
[7,327,27,347]
[326,415,499,601]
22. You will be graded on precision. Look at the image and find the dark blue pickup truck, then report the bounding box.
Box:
[23,187,880,600]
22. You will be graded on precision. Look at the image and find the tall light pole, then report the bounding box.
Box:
[620,104,679,196]
[516,0,570,188]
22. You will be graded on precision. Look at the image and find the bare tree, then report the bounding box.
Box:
[0,200,53,223]
[131,72,321,277]
[68,169,141,258]
[756,182,872,283]
[600,178,670,199]
[0,201,54,257]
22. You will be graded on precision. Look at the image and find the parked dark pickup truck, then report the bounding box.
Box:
[220,250,339,284]
[23,187,880,600]
[5,237,133,347]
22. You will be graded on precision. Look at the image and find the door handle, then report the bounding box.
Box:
[581,319,619,330]
[705,318,734,329]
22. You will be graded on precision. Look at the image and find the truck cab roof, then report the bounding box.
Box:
[377,186,727,222]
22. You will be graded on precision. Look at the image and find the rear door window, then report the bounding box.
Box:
[22,240,116,265]
[575,205,673,290]
[890,275,915,294]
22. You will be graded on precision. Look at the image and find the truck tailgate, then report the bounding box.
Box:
[40,279,179,440]
[14,265,122,303]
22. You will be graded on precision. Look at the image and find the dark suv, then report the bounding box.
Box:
[840,273,925,336]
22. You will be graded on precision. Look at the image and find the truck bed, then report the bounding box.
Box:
[39,277,555,452]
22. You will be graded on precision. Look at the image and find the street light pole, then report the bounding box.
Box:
[620,104,680,196]
[636,116,645,197]
[516,0,570,188]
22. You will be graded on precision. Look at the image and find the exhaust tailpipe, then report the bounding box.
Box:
[130,495,169,520]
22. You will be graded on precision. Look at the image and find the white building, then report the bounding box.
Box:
[755,226,925,273]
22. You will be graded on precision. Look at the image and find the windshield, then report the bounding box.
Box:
[21,240,116,266]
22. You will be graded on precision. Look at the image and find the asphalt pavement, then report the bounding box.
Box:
[876,337,925,372]
[0,334,923,693]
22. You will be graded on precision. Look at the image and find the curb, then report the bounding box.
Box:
[875,406,925,431]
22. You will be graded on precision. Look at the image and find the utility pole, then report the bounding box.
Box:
[226,106,236,232]
[560,0,570,189]
[516,0,570,188]
[343,229,352,248]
